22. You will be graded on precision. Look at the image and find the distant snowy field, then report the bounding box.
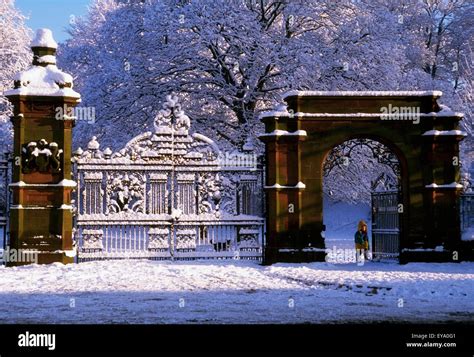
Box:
[324,200,372,249]
[0,260,472,324]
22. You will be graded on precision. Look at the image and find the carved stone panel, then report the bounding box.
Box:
[22,139,63,174]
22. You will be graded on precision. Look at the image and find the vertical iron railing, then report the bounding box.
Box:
[371,190,401,260]
[72,158,265,262]
[460,193,474,236]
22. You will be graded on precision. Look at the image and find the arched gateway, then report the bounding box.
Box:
[259,91,467,264]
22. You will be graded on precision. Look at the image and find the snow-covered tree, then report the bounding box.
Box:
[59,0,473,202]
[409,0,474,174]
[58,0,130,148]
[0,0,32,151]
[61,0,450,150]
[146,0,323,148]
[61,0,331,149]
[457,45,474,176]
[323,139,400,204]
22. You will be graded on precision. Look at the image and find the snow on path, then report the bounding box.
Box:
[0,260,472,324]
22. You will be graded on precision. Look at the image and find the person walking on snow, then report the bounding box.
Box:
[355,220,370,262]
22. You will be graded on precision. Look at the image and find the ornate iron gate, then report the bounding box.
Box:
[73,95,264,261]
[460,193,474,240]
[371,190,401,260]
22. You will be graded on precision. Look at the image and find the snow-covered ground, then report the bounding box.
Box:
[462,227,474,241]
[0,201,471,324]
[0,259,472,324]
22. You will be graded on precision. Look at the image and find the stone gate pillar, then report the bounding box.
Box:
[259,106,325,264]
[4,29,81,265]
[413,117,466,261]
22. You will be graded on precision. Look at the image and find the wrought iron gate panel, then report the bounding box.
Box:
[460,193,474,230]
[460,193,474,238]
[371,190,400,260]
[73,95,264,262]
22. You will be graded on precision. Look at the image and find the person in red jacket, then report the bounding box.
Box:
[354,220,370,262]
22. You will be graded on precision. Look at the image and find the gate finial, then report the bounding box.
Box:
[154,94,191,134]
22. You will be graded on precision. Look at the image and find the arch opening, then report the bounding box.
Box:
[322,137,405,262]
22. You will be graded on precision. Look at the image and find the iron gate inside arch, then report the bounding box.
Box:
[371,190,401,261]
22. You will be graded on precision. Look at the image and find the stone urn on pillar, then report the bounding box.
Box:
[4,29,81,265]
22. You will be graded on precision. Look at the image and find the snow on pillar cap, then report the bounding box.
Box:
[4,28,81,100]
[31,28,58,50]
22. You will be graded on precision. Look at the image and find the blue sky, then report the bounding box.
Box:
[16,0,92,43]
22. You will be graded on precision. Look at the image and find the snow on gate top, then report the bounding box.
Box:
[73,94,261,221]
[73,94,257,171]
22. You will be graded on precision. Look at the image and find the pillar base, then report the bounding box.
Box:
[5,249,75,266]
[399,250,456,264]
[264,247,326,264]
[459,242,474,261]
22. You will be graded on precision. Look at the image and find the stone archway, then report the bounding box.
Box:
[259,91,466,264]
